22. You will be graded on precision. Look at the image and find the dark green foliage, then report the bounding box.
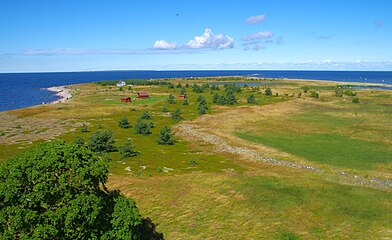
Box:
[167,83,174,89]
[171,108,183,121]
[0,142,142,239]
[119,139,138,158]
[162,105,169,112]
[0,131,5,137]
[201,83,210,90]
[88,130,116,152]
[225,91,237,105]
[197,96,208,114]
[119,117,131,128]
[180,87,186,95]
[185,83,190,88]
[212,93,219,103]
[310,91,319,99]
[176,83,182,88]
[302,86,310,93]
[198,104,207,114]
[81,123,89,133]
[192,84,203,93]
[213,92,237,105]
[281,232,301,240]
[183,97,189,105]
[134,118,152,135]
[297,92,302,98]
[119,87,123,91]
[224,83,241,93]
[140,110,152,120]
[265,88,273,96]
[247,94,256,104]
[128,86,132,91]
[74,135,85,146]
[157,126,175,145]
[167,94,176,104]
[352,97,360,103]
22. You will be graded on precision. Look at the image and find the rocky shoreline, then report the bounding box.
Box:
[46,86,72,104]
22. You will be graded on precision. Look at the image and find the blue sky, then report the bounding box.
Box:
[0,0,391,72]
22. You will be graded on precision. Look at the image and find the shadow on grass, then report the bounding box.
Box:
[140,217,164,240]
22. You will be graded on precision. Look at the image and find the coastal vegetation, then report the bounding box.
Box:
[0,77,392,239]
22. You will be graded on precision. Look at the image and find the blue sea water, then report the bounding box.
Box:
[1,70,391,112]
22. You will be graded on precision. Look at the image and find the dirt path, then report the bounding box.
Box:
[174,123,392,191]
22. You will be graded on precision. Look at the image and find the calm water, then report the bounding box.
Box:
[1,70,391,112]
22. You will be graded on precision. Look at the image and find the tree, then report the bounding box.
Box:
[352,97,360,103]
[212,93,219,104]
[198,103,207,114]
[167,94,176,104]
[225,92,237,105]
[247,94,256,104]
[119,139,138,158]
[176,83,182,88]
[265,88,273,96]
[162,105,169,112]
[119,117,131,128]
[0,142,142,239]
[310,91,319,99]
[157,126,175,145]
[171,108,183,121]
[80,123,89,133]
[87,130,116,152]
[140,110,152,120]
[180,87,186,95]
[74,135,85,146]
[134,118,151,135]
[183,97,189,105]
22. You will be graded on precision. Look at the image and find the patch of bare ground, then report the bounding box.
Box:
[0,113,82,144]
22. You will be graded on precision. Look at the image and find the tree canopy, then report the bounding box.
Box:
[0,141,142,239]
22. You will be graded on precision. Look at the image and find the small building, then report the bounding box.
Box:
[121,97,132,103]
[116,81,126,87]
[178,94,185,100]
[137,92,149,99]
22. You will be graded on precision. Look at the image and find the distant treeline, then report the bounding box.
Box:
[96,79,170,86]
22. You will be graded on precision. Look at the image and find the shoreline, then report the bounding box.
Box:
[46,86,72,104]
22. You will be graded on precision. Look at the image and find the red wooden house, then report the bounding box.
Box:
[178,94,185,100]
[121,97,132,103]
[137,92,149,99]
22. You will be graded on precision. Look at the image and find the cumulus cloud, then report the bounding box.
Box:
[241,31,273,41]
[245,14,266,25]
[185,28,234,49]
[153,40,178,50]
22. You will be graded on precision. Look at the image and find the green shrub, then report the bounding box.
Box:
[352,97,360,103]
[265,88,273,96]
[87,130,116,152]
[119,139,138,158]
[140,110,152,120]
[167,94,176,104]
[134,118,152,135]
[310,91,319,99]
[183,97,189,105]
[0,131,5,137]
[81,123,89,133]
[171,108,183,121]
[74,135,85,146]
[247,94,256,104]
[157,126,175,145]
[118,117,131,128]
[162,105,169,112]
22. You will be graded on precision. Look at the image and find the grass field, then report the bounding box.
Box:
[1,77,391,239]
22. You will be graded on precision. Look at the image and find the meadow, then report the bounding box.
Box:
[0,77,391,239]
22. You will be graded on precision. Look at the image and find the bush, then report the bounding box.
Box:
[134,118,152,135]
[88,130,116,152]
[352,97,360,103]
[81,123,89,133]
[167,94,176,104]
[344,90,357,96]
[171,108,183,121]
[119,139,138,158]
[180,87,186,95]
[157,126,175,145]
[0,142,142,239]
[310,91,319,99]
[176,83,182,88]
[247,94,256,104]
[198,103,207,114]
[140,110,152,120]
[74,135,85,146]
[118,117,131,128]
[183,97,189,105]
[265,88,273,96]
[162,105,169,112]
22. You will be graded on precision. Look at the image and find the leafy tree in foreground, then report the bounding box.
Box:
[157,126,175,145]
[119,116,131,128]
[87,130,116,152]
[0,141,142,240]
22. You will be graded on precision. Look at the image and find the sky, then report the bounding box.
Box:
[0,0,391,72]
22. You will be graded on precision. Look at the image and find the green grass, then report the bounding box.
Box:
[237,132,392,170]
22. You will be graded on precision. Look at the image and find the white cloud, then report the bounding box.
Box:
[185,28,234,49]
[153,40,178,50]
[241,31,273,41]
[245,14,266,25]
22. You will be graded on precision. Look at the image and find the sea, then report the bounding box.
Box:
[1,70,391,112]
